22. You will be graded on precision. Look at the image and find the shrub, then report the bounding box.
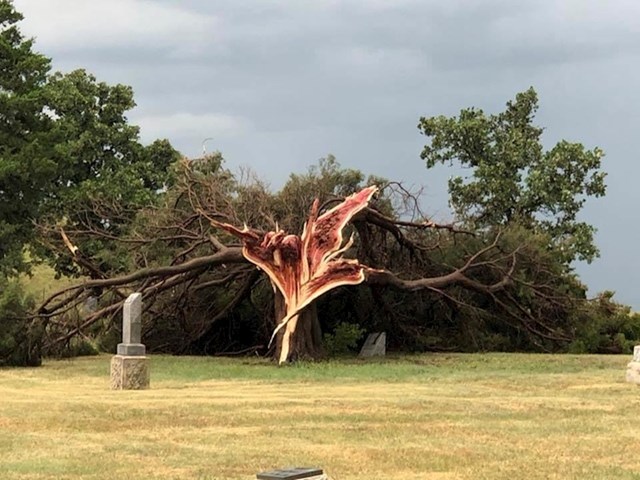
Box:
[570,291,640,354]
[323,322,365,356]
[0,277,42,366]
[59,337,100,358]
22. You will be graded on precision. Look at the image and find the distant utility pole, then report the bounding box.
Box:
[201,137,214,156]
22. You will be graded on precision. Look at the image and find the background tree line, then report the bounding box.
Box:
[1,0,638,366]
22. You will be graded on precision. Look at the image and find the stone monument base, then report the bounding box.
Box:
[626,361,640,385]
[110,355,150,390]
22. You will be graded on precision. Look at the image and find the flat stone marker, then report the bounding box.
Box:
[257,467,325,480]
[359,332,386,357]
[110,293,149,390]
[626,345,640,385]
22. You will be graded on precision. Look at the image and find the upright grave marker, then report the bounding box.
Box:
[626,345,640,385]
[110,293,150,390]
[359,332,386,357]
[118,292,145,356]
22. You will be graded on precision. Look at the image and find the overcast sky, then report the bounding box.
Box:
[13,0,640,308]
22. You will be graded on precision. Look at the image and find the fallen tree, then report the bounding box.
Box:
[32,156,571,363]
[23,90,615,363]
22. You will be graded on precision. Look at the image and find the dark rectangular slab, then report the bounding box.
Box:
[256,467,323,479]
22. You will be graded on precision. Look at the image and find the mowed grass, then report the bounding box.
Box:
[1,354,640,480]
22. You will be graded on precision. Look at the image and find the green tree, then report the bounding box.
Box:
[0,276,40,366]
[272,155,366,231]
[0,1,179,278]
[0,0,51,275]
[418,88,606,263]
[36,70,180,277]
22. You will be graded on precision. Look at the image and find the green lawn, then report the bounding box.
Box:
[1,353,638,479]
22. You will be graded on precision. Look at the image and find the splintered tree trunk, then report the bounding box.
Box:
[274,291,324,362]
[211,187,378,364]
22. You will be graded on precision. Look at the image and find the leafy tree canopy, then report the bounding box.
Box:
[0,0,179,277]
[418,88,606,263]
[0,0,51,274]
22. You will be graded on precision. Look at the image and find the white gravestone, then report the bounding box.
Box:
[626,345,640,385]
[110,293,149,390]
[117,293,146,356]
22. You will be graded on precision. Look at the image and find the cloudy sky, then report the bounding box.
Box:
[13,0,640,308]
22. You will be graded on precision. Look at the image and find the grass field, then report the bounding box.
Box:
[19,262,80,302]
[1,353,639,480]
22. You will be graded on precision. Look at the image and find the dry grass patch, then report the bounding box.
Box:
[1,354,639,479]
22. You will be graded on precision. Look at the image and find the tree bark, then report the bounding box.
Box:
[273,291,325,362]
